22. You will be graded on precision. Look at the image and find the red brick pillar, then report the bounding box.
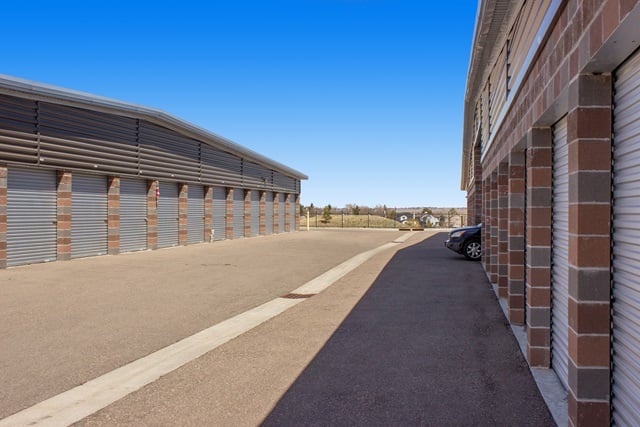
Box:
[273,192,280,234]
[508,150,526,325]
[295,194,300,231]
[204,186,213,242]
[526,127,552,367]
[285,193,292,232]
[178,184,188,245]
[147,180,158,250]
[497,162,509,297]
[489,170,498,284]
[481,177,491,271]
[566,74,612,427]
[57,171,72,260]
[107,176,120,255]
[244,189,251,237]
[0,166,7,269]
[259,191,266,235]
[226,188,234,239]
[473,143,483,225]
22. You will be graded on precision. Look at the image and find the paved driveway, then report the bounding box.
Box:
[0,230,554,426]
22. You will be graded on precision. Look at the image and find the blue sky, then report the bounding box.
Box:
[2,1,477,208]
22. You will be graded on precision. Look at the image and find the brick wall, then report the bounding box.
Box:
[147,180,158,250]
[57,171,72,260]
[107,176,120,255]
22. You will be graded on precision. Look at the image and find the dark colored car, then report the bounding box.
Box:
[445,224,482,260]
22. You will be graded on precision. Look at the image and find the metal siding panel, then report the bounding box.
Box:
[71,174,108,259]
[0,95,38,164]
[233,189,245,238]
[7,168,57,266]
[157,181,179,248]
[250,190,260,236]
[551,116,569,390]
[120,178,148,253]
[201,145,243,187]
[612,49,640,426]
[212,186,226,240]
[278,193,285,232]
[188,185,205,244]
[265,191,274,235]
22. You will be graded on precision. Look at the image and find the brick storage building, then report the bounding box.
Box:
[461,1,640,426]
[0,75,306,269]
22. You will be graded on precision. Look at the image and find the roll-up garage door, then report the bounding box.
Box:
[188,185,205,244]
[612,48,640,426]
[265,191,274,235]
[233,189,245,239]
[551,116,569,390]
[7,168,57,266]
[120,178,147,253]
[289,195,296,232]
[71,174,108,259]
[250,190,260,237]
[212,186,226,241]
[157,181,179,248]
[278,193,285,233]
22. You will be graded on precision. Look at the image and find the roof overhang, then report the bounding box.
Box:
[0,74,308,180]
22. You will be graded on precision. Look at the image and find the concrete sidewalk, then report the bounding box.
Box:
[1,230,555,426]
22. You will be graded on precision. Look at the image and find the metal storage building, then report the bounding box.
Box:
[0,75,307,269]
[461,1,640,425]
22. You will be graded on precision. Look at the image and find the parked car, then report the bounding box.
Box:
[445,224,482,260]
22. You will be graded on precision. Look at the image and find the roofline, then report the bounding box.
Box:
[0,74,308,180]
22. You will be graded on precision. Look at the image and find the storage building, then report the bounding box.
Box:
[0,75,307,269]
[462,1,640,425]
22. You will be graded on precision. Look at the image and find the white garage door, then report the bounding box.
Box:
[278,193,285,233]
[612,48,640,426]
[120,178,148,253]
[551,116,569,390]
[289,195,296,231]
[250,190,260,237]
[71,173,108,259]
[212,186,226,241]
[187,185,204,244]
[233,188,245,239]
[265,191,274,235]
[7,168,57,266]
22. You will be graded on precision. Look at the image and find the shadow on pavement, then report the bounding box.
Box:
[261,233,554,427]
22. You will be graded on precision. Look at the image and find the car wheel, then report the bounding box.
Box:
[463,239,481,260]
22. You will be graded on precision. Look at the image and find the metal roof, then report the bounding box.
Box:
[0,74,308,180]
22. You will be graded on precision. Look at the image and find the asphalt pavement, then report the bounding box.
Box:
[0,230,555,426]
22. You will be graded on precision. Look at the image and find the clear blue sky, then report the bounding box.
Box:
[2,1,477,209]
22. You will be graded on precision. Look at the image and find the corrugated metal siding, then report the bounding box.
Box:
[233,189,245,238]
[119,178,148,253]
[0,95,38,164]
[612,49,640,426]
[278,193,285,232]
[201,145,243,187]
[250,190,260,236]
[139,121,200,182]
[38,102,140,175]
[157,181,179,248]
[212,186,226,241]
[244,160,271,189]
[71,173,108,259]
[273,172,296,192]
[551,116,569,390]
[265,191,274,235]
[188,185,205,244]
[6,168,57,266]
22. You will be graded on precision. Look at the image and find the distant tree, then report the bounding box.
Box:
[352,204,360,215]
[448,208,458,216]
[322,204,333,223]
[422,207,433,215]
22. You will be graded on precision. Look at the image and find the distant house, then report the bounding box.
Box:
[420,214,440,227]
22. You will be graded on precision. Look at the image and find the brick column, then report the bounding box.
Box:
[473,143,483,225]
[489,170,498,284]
[497,162,509,297]
[226,188,234,239]
[526,128,552,367]
[147,180,158,250]
[481,177,491,271]
[244,189,251,237]
[508,150,526,325]
[57,171,72,260]
[273,192,280,234]
[204,186,213,242]
[0,166,7,269]
[285,193,292,232]
[107,176,120,255]
[566,74,612,427]
[178,184,188,245]
[259,191,266,235]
